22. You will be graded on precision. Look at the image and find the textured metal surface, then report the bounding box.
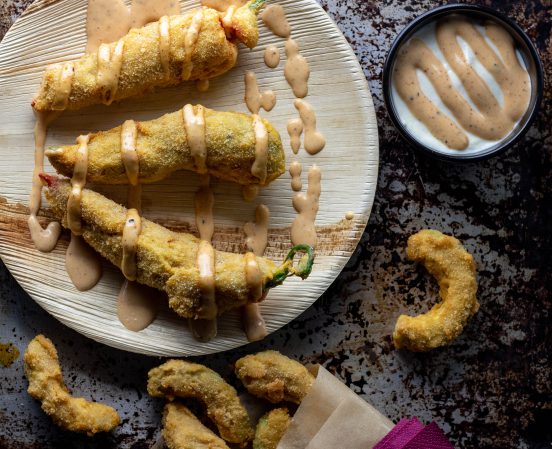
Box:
[0,1,551,448]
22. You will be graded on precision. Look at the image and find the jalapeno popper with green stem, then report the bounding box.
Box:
[32,0,266,112]
[45,105,285,186]
[40,174,314,319]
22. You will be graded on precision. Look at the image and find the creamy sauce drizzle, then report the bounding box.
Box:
[97,40,125,105]
[65,234,103,291]
[244,253,263,303]
[287,118,303,155]
[51,62,74,111]
[393,17,531,150]
[196,79,210,92]
[182,10,204,81]
[130,0,180,28]
[242,185,259,202]
[158,16,172,82]
[66,135,90,235]
[121,120,140,186]
[191,176,218,341]
[244,204,269,257]
[242,204,270,342]
[294,99,326,154]
[291,165,321,247]
[200,0,245,12]
[117,119,158,332]
[245,71,276,114]
[264,45,280,68]
[251,115,269,185]
[289,160,302,192]
[65,134,103,291]
[86,0,178,53]
[86,0,131,53]
[121,209,142,281]
[28,112,61,252]
[221,6,236,36]
[261,4,290,38]
[117,281,160,332]
[284,39,310,99]
[183,104,207,174]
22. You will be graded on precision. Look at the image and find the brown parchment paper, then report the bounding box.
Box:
[277,365,394,449]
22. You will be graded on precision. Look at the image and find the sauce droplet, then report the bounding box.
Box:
[294,99,326,154]
[65,234,103,291]
[244,71,276,114]
[284,39,310,98]
[287,118,303,155]
[291,165,321,248]
[289,161,302,192]
[264,45,280,68]
[261,4,291,38]
[117,281,161,332]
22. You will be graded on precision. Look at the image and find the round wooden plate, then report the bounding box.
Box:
[0,0,378,356]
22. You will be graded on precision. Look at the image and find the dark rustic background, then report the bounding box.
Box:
[0,1,550,448]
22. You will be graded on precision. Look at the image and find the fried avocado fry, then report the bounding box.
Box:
[253,408,291,449]
[45,106,284,186]
[41,175,313,318]
[235,351,315,404]
[23,335,120,436]
[32,1,265,112]
[163,402,230,449]
[148,360,254,444]
[393,229,479,352]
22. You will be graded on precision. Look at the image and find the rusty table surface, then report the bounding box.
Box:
[0,1,551,448]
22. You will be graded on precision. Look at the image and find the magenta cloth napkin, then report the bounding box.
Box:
[373,418,455,449]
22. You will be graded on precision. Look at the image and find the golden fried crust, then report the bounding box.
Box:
[253,408,291,449]
[235,351,315,404]
[45,107,284,186]
[32,8,239,112]
[163,402,230,449]
[393,229,479,352]
[23,335,120,436]
[43,177,276,318]
[148,360,254,445]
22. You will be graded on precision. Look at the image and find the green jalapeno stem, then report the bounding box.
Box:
[265,245,315,290]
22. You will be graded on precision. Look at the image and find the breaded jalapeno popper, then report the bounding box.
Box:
[162,402,230,449]
[235,350,315,404]
[393,229,479,352]
[45,106,285,186]
[32,1,265,112]
[24,335,120,436]
[41,174,314,319]
[148,360,254,444]
[253,408,292,449]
